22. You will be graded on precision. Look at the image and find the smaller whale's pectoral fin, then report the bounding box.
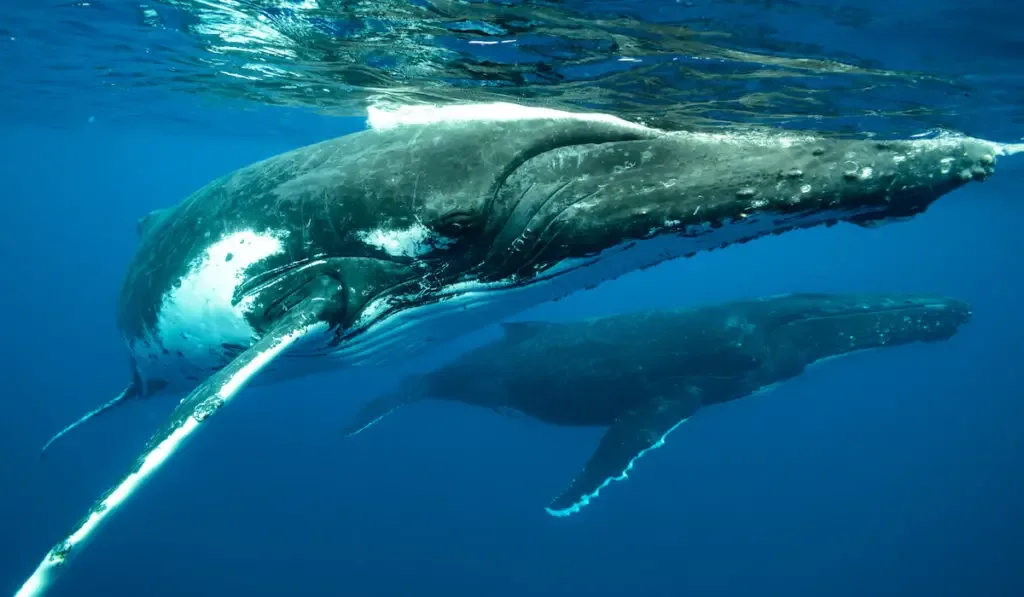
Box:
[490,405,526,420]
[342,376,432,437]
[546,395,701,517]
[341,391,415,437]
[39,384,139,458]
[13,277,342,597]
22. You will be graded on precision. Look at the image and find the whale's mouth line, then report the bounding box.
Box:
[338,250,605,343]
[336,205,877,350]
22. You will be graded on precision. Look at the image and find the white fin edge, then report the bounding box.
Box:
[545,418,691,518]
[995,142,1024,156]
[14,322,323,597]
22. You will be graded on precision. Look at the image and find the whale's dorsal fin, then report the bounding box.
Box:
[16,276,344,597]
[545,394,701,517]
[136,207,168,238]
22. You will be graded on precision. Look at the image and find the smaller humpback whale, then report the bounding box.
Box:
[343,292,973,516]
[15,102,1016,597]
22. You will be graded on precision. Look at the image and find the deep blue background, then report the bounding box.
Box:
[1,105,1023,596]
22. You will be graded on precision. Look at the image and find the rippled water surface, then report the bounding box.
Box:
[4,1,1023,138]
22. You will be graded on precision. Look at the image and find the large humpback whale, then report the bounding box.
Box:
[343,292,973,515]
[14,102,1013,596]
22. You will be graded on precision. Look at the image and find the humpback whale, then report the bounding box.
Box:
[343,292,973,516]
[15,102,1012,596]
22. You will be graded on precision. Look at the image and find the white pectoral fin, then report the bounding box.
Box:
[14,289,337,597]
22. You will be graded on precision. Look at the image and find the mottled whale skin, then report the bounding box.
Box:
[17,103,1009,596]
[344,292,973,516]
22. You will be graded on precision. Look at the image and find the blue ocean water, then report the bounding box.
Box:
[2,2,1023,596]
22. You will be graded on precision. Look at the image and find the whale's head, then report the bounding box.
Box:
[145,104,1001,368]
[467,130,1002,285]
[315,106,999,359]
[760,292,973,366]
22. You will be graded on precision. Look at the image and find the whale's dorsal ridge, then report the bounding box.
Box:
[365,101,655,133]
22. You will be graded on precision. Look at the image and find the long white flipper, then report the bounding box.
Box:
[14,297,333,597]
[995,142,1024,156]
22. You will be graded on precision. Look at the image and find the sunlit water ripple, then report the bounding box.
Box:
[3,0,1022,140]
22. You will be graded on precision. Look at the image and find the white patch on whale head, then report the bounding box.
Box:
[132,228,289,385]
[357,222,453,258]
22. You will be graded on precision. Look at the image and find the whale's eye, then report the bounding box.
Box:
[435,211,479,238]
